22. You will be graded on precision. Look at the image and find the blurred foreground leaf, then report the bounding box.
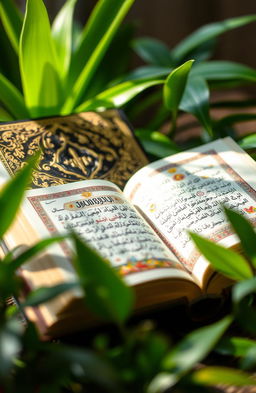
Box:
[232,277,256,334]
[190,232,253,281]
[0,319,23,377]
[73,234,134,324]
[224,207,256,268]
[21,282,78,308]
[148,316,231,392]
[0,152,39,239]
[190,366,256,387]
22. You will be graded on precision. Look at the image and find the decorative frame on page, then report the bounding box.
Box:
[27,185,182,277]
[128,150,256,271]
[0,110,147,189]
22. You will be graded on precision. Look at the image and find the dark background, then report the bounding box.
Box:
[17,0,256,68]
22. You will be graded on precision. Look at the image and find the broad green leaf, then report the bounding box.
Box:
[75,79,164,112]
[83,23,135,100]
[0,23,21,89]
[52,0,77,81]
[132,37,173,67]
[19,0,62,117]
[172,15,256,62]
[148,372,179,393]
[124,65,172,81]
[0,152,39,239]
[162,316,232,376]
[62,0,134,112]
[239,133,256,150]
[163,60,194,129]
[0,319,23,377]
[191,61,256,82]
[68,0,134,84]
[190,232,253,281]
[0,107,14,122]
[180,77,213,136]
[215,113,256,131]
[0,72,29,119]
[190,366,256,386]
[21,282,78,308]
[241,346,256,370]
[0,0,23,54]
[224,207,256,267]
[186,38,216,63]
[135,129,180,158]
[216,336,256,357]
[73,234,134,324]
[232,276,256,306]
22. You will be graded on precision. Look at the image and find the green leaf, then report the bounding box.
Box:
[83,23,135,99]
[241,346,256,370]
[215,113,256,132]
[0,0,23,54]
[135,129,180,158]
[232,277,256,306]
[19,0,62,118]
[232,277,256,335]
[0,72,29,119]
[76,79,164,112]
[191,61,256,82]
[180,76,213,136]
[190,366,256,386]
[216,336,256,357]
[239,133,256,150]
[172,15,256,62]
[132,37,173,67]
[224,207,256,268]
[21,282,78,308]
[63,0,134,113]
[163,60,194,129]
[0,152,39,239]
[0,107,14,122]
[73,234,134,324]
[124,65,172,81]
[163,316,232,376]
[8,235,67,271]
[189,232,253,281]
[51,0,77,81]
[186,38,216,63]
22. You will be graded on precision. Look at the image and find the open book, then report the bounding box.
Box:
[4,137,256,337]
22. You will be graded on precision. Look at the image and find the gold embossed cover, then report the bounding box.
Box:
[0,109,148,189]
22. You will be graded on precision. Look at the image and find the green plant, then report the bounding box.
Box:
[0,0,138,120]
[121,15,256,158]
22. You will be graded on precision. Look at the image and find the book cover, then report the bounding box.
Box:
[0,109,148,189]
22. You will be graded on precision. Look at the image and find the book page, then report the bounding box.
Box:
[20,179,193,288]
[124,138,256,286]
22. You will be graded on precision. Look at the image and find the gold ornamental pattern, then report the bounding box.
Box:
[0,110,147,189]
